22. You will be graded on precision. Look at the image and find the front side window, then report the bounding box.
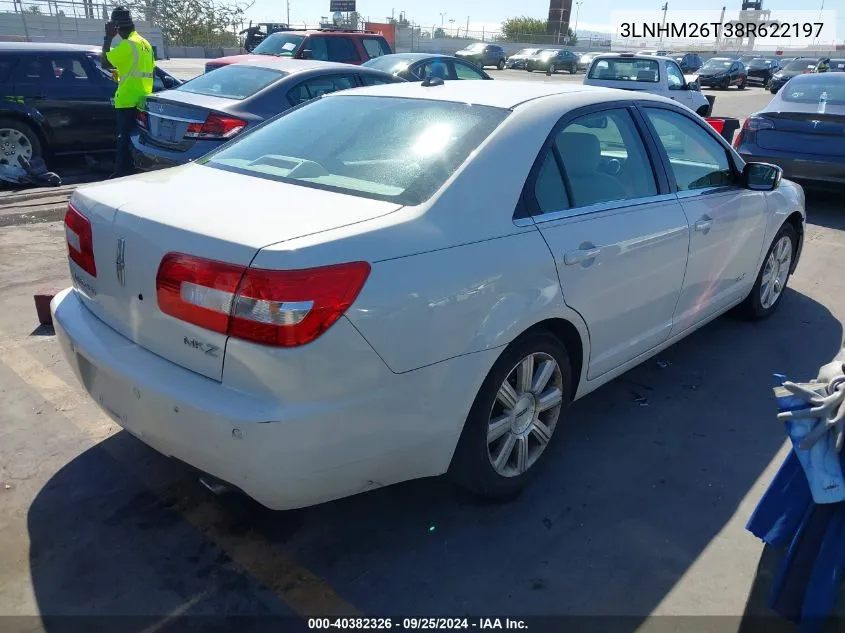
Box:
[359,73,395,86]
[203,95,509,205]
[644,108,733,191]
[417,60,454,80]
[326,37,359,63]
[307,37,329,61]
[554,109,657,207]
[666,62,684,88]
[588,58,660,82]
[454,61,485,80]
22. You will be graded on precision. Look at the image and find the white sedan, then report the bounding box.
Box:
[53,80,805,510]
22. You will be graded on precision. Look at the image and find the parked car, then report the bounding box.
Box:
[697,57,747,89]
[525,49,579,73]
[745,58,780,87]
[577,51,600,71]
[584,53,711,115]
[506,48,542,69]
[53,80,805,510]
[638,49,672,57]
[828,59,845,72]
[132,59,403,172]
[362,53,492,81]
[454,43,506,70]
[671,52,703,73]
[0,42,181,167]
[204,28,393,73]
[735,73,845,190]
[768,58,822,94]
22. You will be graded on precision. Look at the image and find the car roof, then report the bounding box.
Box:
[371,53,455,62]
[325,79,664,109]
[0,42,98,52]
[263,29,382,38]
[229,58,374,73]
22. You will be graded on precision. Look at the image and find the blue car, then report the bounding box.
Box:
[131,59,402,171]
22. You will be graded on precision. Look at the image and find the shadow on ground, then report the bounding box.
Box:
[28,289,842,630]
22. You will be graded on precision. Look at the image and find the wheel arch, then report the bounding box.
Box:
[511,317,586,402]
[785,210,804,273]
[0,112,50,156]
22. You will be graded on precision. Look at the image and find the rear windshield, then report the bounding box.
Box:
[465,43,486,52]
[783,59,816,71]
[748,59,772,68]
[253,33,306,56]
[781,77,845,104]
[202,95,509,205]
[588,58,660,82]
[177,65,285,100]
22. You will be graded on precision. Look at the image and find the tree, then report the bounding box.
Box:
[26,4,42,14]
[123,0,253,47]
[501,16,576,44]
[433,27,447,39]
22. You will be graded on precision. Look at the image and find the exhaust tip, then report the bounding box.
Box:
[199,476,229,496]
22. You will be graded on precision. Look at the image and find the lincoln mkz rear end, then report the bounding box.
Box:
[52,89,516,510]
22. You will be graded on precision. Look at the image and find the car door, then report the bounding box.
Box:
[529,105,690,379]
[13,54,112,153]
[639,105,769,333]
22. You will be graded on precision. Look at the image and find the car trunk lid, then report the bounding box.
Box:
[756,108,845,156]
[141,92,240,151]
[68,165,403,381]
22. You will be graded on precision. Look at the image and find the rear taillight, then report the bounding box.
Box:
[746,116,774,131]
[64,203,96,277]
[704,117,725,134]
[184,113,246,140]
[156,253,370,347]
[137,110,148,129]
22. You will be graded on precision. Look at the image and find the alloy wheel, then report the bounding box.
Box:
[760,235,793,309]
[0,128,33,166]
[486,352,564,478]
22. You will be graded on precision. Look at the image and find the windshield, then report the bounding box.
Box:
[781,77,845,104]
[252,33,306,56]
[748,59,771,69]
[516,48,540,56]
[539,49,558,57]
[783,59,816,71]
[830,60,845,72]
[702,59,731,69]
[464,43,485,52]
[202,95,509,205]
[177,65,285,99]
[588,58,660,82]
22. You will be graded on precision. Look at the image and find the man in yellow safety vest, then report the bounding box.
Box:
[101,6,154,178]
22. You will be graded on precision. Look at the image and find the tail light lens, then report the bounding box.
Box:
[184,113,246,140]
[704,117,725,134]
[156,253,370,347]
[137,110,148,129]
[746,116,775,131]
[64,203,97,277]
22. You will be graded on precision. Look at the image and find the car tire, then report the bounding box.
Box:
[735,223,798,320]
[738,78,746,90]
[722,77,731,89]
[497,59,505,70]
[0,118,43,167]
[548,63,556,74]
[448,330,572,500]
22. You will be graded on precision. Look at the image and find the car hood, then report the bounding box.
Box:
[698,68,729,76]
[774,70,804,78]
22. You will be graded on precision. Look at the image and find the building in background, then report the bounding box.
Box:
[547,0,572,40]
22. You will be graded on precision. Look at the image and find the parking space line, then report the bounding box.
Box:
[0,333,360,618]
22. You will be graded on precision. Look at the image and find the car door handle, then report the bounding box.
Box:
[694,217,713,232]
[564,246,601,265]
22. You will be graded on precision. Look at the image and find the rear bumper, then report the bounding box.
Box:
[130,132,212,171]
[51,287,474,509]
[738,147,845,188]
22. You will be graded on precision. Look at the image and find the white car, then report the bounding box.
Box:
[584,53,711,116]
[53,81,805,510]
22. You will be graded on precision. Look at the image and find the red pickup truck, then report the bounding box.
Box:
[205,29,393,73]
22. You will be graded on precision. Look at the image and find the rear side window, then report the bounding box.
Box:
[359,73,396,86]
[588,58,660,82]
[327,37,359,63]
[49,57,91,82]
[204,95,509,205]
[362,38,391,59]
[287,74,356,105]
[178,65,285,100]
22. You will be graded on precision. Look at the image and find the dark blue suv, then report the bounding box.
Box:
[454,43,507,70]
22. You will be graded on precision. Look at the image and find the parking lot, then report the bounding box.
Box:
[1,61,843,631]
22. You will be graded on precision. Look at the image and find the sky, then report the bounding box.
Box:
[249,0,842,39]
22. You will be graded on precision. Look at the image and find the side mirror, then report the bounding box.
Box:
[162,75,178,89]
[745,162,782,191]
[301,49,313,59]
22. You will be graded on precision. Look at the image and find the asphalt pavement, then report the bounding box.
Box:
[0,60,841,633]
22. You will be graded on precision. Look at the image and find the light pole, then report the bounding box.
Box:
[286,0,290,26]
[440,12,446,27]
[574,1,582,39]
[658,2,668,51]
